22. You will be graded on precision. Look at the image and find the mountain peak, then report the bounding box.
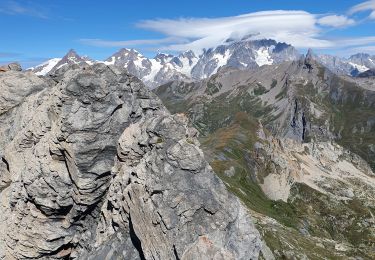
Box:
[179,50,197,59]
[306,48,315,58]
[155,52,173,59]
[64,49,79,58]
[304,48,316,72]
[60,49,85,62]
[119,48,139,54]
[350,53,370,59]
[111,48,143,59]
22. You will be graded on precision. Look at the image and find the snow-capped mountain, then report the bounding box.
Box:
[190,39,300,79]
[349,53,375,67]
[29,38,374,88]
[102,39,300,87]
[102,48,192,87]
[50,49,90,74]
[316,53,375,76]
[30,49,91,76]
[29,39,301,88]
[29,58,61,76]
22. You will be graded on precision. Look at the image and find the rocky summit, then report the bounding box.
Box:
[0,63,262,259]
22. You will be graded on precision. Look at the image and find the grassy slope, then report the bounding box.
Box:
[155,69,375,259]
[201,112,374,259]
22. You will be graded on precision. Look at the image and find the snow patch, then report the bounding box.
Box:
[34,58,61,76]
[255,47,273,67]
[175,56,198,76]
[133,56,146,68]
[103,56,116,65]
[212,49,231,74]
[349,62,369,73]
[142,59,162,81]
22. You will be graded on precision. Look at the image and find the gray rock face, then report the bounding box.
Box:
[0,63,161,259]
[285,99,309,142]
[80,114,261,259]
[0,63,262,259]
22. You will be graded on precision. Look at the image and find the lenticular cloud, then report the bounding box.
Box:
[136,10,333,51]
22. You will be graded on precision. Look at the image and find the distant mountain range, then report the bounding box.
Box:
[314,52,375,76]
[29,38,375,88]
[29,38,299,88]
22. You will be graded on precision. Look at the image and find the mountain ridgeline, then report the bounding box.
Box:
[154,52,375,258]
[2,38,375,259]
[30,38,375,90]
[31,39,301,88]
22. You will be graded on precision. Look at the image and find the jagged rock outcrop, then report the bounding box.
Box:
[0,63,22,73]
[0,63,262,259]
[78,113,261,259]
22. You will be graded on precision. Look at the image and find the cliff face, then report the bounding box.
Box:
[0,64,261,259]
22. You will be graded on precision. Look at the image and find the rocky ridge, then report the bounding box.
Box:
[0,64,262,259]
[154,55,375,258]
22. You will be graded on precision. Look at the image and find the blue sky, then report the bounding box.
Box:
[1,0,375,68]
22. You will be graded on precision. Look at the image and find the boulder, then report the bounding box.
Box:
[0,62,22,72]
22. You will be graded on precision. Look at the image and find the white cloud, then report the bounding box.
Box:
[349,0,375,19]
[0,1,47,18]
[318,15,355,27]
[79,8,375,55]
[79,37,188,47]
[344,45,375,54]
[336,36,375,47]
[136,10,336,51]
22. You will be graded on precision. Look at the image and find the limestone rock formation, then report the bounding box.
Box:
[78,113,261,259]
[0,63,261,259]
